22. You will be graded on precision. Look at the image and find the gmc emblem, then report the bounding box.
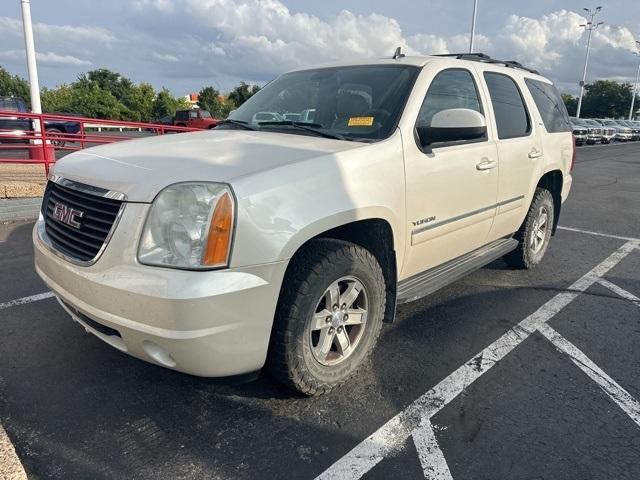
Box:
[52,202,84,229]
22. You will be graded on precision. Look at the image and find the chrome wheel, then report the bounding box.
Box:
[309,276,368,366]
[530,206,549,254]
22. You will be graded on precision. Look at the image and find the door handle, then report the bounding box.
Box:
[476,158,497,171]
[528,148,543,159]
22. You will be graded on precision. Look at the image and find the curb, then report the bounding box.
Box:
[0,197,41,223]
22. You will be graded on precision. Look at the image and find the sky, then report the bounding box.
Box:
[1,0,639,96]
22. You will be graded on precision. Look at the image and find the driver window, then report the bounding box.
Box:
[417,69,482,127]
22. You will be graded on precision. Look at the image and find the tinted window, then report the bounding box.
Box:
[175,111,188,121]
[525,79,570,133]
[417,69,482,127]
[227,65,419,142]
[484,72,531,139]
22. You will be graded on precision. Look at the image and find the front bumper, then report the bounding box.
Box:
[33,206,288,377]
[616,132,632,141]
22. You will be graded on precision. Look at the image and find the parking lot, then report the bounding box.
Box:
[1,141,639,479]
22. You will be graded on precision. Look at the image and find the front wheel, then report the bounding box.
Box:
[267,239,386,395]
[504,188,555,269]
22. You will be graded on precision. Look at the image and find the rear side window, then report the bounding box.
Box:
[175,111,188,121]
[483,72,531,139]
[417,69,483,127]
[525,79,571,133]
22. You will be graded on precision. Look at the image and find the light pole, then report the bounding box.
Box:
[629,41,640,120]
[20,0,41,114]
[576,6,604,118]
[469,0,478,53]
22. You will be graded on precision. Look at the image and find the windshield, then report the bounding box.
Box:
[225,65,419,142]
[200,110,212,118]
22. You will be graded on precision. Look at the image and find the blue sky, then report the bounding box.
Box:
[1,0,639,95]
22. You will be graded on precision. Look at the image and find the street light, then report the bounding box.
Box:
[629,40,640,121]
[576,6,604,118]
[20,0,41,114]
[469,0,478,53]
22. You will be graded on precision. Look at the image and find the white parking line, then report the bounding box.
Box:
[0,291,54,311]
[558,226,640,243]
[539,323,640,426]
[412,419,453,480]
[0,423,27,480]
[598,278,640,306]
[316,241,638,480]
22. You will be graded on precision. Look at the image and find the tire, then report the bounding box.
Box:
[267,238,386,395]
[45,128,65,148]
[503,188,555,269]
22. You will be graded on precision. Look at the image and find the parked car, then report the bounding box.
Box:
[0,96,81,147]
[590,119,616,144]
[601,119,632,141]
[34,53,574,395]
[581,118,606,144]
[617,120,640,141]
[569,118,588,145]
[173,109,221,129]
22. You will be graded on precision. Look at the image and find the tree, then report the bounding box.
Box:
[0,66,30,106]
[41,84,74,113]
[227,82,261,107]
[198,86,223,117]
[151,88,190,120]
[581,80,635,118]
[561,93,578,117]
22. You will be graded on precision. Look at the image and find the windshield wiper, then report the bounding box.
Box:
[218,119,257,130]
[257,121,347,140]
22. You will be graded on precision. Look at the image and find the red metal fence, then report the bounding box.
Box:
[0,110,201,174]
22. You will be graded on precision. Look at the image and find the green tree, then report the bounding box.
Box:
[0,66,30,106]
[581,80,635,118]
[151,88,190,120]
[227,81,261,107]
[41,84,74,113]
[561,93,578,117]
[198,86,223,117]
[67,83,128,119]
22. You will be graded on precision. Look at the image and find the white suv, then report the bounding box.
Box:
[33,52,574,395]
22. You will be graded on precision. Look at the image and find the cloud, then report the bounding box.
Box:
[0,16,115,45]
[129,1,639,93]
[0,49,91,66]
[152,52,180,62]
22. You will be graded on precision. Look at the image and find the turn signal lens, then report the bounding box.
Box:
[203,191,234,267]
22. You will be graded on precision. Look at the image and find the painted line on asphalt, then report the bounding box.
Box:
[539,323,640,426]
[597,278,640,306]
[0,291,54,311]
[412,419,453,480]
[0,423,27,480]
[558,225,640,243]
[316,241,637,480]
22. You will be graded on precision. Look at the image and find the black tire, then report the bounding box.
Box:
[267,239,386,395]
[504,188,555,269]
[45,128,65,148]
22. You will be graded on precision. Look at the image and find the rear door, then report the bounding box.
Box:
[479,70,544,241]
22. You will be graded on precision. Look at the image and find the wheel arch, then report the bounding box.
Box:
[537,169,563,234]
[282,215,399,324]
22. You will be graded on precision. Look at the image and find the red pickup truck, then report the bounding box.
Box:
[173,109,221,129]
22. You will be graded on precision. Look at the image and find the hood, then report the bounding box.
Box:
[53,129,364,202]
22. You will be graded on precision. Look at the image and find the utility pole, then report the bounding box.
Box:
[629,41,640,120]
[20,0,41,114]
[576,6,603,118]
[469,0,478,53]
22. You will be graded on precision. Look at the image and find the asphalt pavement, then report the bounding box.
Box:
[0,141,639,479]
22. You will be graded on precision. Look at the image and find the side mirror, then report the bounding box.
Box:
[417,108,487,147]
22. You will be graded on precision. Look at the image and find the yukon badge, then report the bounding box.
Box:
[53,202,84,229]
[412,216,436,227]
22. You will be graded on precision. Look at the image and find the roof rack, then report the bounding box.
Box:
[433,53,540,75]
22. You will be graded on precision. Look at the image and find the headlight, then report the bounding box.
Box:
[138,182,235,269]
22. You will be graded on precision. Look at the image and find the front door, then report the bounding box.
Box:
[402,68,499,279]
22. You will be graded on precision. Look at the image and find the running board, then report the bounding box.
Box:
[397,238,518,304]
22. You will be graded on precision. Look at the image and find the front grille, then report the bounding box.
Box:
[42,181,123,263]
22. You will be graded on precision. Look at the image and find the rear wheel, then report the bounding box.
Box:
[267,239,385,395]
[504,188,554,269]
[45,128,65,148]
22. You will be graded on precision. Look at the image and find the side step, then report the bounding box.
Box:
[397,238,518,304]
